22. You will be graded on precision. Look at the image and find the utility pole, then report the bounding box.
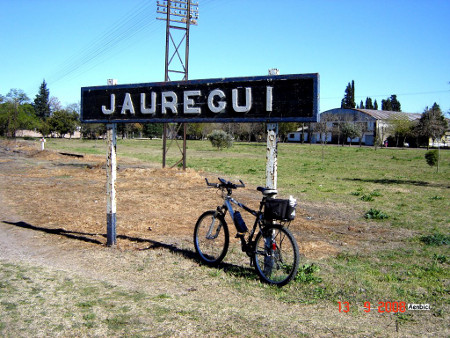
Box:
[157,0,199,170]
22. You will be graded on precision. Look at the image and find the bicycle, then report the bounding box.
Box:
[193,177,300,286]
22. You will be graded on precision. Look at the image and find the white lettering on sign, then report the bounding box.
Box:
[141,92,156,115]
[102,94,115,115]
[232,87,252,113]
[207,89,226,113]
[100,86,274,116]
[266,86,273,112]
[184,90,201,114]
[162,91,178,115]
[121,93,135,115]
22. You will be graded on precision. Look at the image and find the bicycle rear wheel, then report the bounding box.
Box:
[193,210,229,266]
[253,226,299,286]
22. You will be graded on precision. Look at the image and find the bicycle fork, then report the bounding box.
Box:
[205,207,225,240]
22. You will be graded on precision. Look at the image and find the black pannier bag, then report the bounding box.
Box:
[264,198,296,221]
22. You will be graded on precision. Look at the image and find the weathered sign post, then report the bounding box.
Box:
[81,73,319,246]
[105,79,117,246]
[106,122,117,246]
[266,123,278,189]
[266,68,280,190]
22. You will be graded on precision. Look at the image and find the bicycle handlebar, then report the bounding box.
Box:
[205,177,245,190]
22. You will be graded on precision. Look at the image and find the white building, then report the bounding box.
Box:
[288,108,422,146]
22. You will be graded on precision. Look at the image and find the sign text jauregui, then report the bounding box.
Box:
[81,73,319,124]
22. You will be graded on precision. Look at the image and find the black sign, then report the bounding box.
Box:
[81,73,319,123]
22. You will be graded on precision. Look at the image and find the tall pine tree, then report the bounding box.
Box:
[365,97,374,109]
[390,95,401,112]
[381,98,392,111]
[34,80,51,119]
[381,95,401,111]
[341,80,356,109]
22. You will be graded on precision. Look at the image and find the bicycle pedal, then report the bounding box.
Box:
[235,233,245,239]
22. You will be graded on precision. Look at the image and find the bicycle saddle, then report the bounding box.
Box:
[257,186,278,197]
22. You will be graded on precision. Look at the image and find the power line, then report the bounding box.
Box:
[47,0,159,86]
[322,89,449,100]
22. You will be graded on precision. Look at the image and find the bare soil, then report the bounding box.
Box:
[0,139,439,336]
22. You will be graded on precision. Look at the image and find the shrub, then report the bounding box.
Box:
[425,150,438,167]
[295,264,322,284]
[420,233,450,246]
[364,208,389,220]
[360,194,374,202]
[207,130,233,150]
[430,195,443,200]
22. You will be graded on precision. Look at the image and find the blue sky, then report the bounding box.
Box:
[1,0,449,114]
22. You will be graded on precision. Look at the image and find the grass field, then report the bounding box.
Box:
[2,138,449,335]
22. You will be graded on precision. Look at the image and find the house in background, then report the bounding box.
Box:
[288,108,422,146]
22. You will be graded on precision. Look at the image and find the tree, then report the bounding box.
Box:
[359,100,364,109]
[356,120,371,147]
[425,150,439,172]
[416,103,448,149]
[381,99,392,111]
[143,123,163,139]
[36,119,51,137]
[341,80,356,109]
[314,114,333,160]
[34,80,51,119]
[0,102,37,137]
[381,95,401,112]
[341,122,360,146]
[365,97,374,109]
[0,89,37,137]
[81,123,106,139]
[374,99,378,110]
[48,109,79,137]
[278,122,299,142]
[49,96,62,112]
[6,88,29,105]
[314,118,331,145]
[386,113,415,147]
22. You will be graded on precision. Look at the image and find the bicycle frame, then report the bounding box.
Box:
[216,192,266,254]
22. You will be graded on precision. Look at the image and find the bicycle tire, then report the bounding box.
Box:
[193,210,229,266]
[253,226,300,286]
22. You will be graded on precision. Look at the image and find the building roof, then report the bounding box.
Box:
[321,108,422,121]
[356,109,421,121]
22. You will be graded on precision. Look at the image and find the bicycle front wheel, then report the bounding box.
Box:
[193,210,229,266]
[253,226,299,286]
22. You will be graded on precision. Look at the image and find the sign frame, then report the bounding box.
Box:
[81,73,319,124]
